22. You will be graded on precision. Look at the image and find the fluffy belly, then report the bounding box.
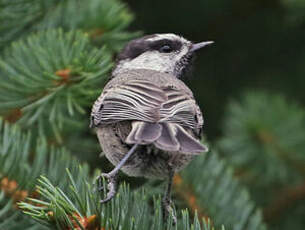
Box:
[96,124,194,179]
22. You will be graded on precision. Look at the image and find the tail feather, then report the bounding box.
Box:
[154,123,179,152]
[126,121,161,144]
[125,121,207,154]
[174,125,208,154]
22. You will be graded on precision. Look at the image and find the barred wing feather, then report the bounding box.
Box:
[91,79,207,154]
[92,80,166,124]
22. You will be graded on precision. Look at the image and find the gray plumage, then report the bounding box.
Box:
[90,33,213,221]
[91,69,207,178]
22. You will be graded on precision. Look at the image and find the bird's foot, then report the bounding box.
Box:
[96,172,118,204]
[162,198,177,225]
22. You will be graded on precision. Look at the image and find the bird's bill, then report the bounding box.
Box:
[190,41,214,52]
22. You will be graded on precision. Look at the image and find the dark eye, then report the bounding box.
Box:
[159,45,173,53]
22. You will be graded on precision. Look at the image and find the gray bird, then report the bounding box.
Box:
[90,33,212,222]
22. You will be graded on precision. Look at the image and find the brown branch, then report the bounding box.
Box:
[87,28,105,39]
[47,212,102,230]
[3,108,23,123]
[55,68,72,85]
[1,177,29,208]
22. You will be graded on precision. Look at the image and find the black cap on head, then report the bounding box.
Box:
[117,34,185,61]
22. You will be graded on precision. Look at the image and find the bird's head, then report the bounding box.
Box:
[112,33,213,78]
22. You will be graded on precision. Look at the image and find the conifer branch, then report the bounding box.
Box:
[19,173,224,230]
[180,149,267,230]
[173,174,210,221]
[0,118,225,230]
[217,91,305,228]
[218,92,305,185]
[0,29,112,141]
[0,0,139,51]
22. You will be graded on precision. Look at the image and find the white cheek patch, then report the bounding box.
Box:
[173,46,189,63]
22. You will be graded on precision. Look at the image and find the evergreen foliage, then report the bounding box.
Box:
[0,0,139,51]
[181,151,267,230]
[217,92,305,230]
[0,118,92,229]
[0,29,112,141]
[0,118,223,230]
[2,0,301,229]
[218,92,305,186]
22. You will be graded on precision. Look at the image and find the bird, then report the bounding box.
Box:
[90,33,212,222]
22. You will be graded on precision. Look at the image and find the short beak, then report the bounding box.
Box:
[190,41,214,52]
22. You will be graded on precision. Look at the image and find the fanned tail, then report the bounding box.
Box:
[126,122,208,154]
[125,121,162,144]
[173,124,208,154]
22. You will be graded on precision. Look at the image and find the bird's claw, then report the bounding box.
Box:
[95,173,118,204]
[101,172,111,179]
[162,198,177,225]
[94,174,104,192]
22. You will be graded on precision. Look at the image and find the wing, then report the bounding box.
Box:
[91,79,167,125]
[91,79,207,154]
[160,87,203,133]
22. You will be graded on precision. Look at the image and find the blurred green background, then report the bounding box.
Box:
[125,0,305,140]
